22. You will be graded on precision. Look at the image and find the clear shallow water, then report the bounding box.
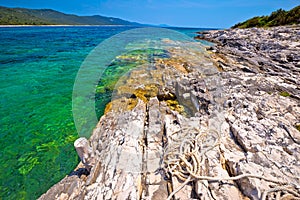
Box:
[0,26,209,199]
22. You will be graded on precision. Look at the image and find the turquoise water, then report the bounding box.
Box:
[0,26,208,199]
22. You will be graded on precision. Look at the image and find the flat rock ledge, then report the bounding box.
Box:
[40,26,300,200]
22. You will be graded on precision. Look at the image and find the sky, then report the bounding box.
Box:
[0,0,299,28]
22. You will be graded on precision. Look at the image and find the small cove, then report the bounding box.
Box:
[0,26,210,199]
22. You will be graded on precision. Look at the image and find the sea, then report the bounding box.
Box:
[0,26,212,199]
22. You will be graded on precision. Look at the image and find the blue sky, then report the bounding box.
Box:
[0,0,299,28]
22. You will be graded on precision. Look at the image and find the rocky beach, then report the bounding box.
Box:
[39,26,300,200]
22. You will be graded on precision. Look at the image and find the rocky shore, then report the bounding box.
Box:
[39,26,300,200]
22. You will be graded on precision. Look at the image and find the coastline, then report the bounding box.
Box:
[0,24,136,28]
[39,26,300,200]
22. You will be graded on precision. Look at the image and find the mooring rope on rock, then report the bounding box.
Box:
[163,127,300,200]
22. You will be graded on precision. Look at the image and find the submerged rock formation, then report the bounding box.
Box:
[40,26,300,200]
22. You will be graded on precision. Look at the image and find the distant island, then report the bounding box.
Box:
[0,6,140,25]
[232,5,300,28]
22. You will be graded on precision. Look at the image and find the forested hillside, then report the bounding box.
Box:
[0,6,139,25]
[232,5,300,28]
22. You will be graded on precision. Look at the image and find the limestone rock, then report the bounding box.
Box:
[40,26,300,200]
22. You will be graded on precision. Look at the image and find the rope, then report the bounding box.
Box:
[162,128,300,200]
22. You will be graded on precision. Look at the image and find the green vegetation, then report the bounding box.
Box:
[295,124,300,132]
[232,5,300,28]
[0,6,139,25]
[0,6,53,25]
[279,91,291,97]
[95,48,169,117]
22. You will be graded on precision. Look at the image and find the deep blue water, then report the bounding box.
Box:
[0,26,209,199]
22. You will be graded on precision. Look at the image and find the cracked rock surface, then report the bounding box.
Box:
[40,26,300,200]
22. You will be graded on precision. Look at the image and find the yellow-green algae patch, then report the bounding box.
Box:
[104,97,138,114]
[95,48,170,117]
[295,123,300,132]
[166,99,185,114]
[279,91,291,97]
